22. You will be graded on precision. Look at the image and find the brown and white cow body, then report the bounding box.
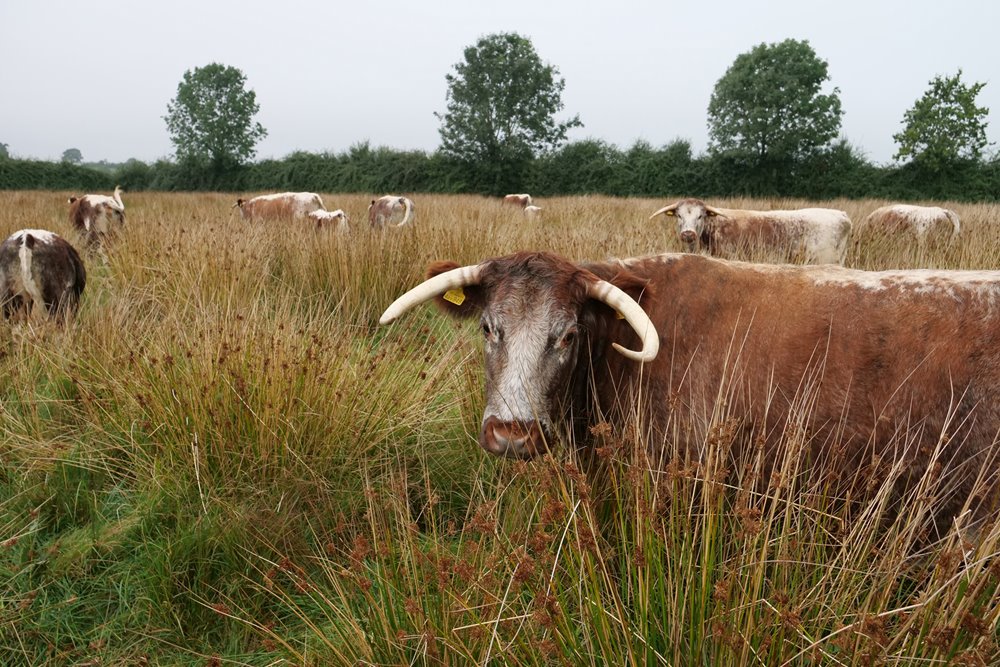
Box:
[861,204,961,244]
[368,195,414,228]
[234,192,326,221]
[307,209,350,231]
[651,198,852,265]
[68,185,125,247]
[0,229,86,321]
[523,205,543,219]
[382,250,1000,534]
[503,194,533,208]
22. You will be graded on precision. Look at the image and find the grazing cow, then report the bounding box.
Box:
[68,185,125,247]
[234,192,325,221]
[307,208,350,231]
[381,250,1000,536]
[650,198,852,265]
[861,204,961,245]
[0,229,86,322]
[368,195,415,228]
[524,205,543,219]
[503,194,533,208]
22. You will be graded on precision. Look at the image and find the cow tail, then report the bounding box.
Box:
[395,197,414,227]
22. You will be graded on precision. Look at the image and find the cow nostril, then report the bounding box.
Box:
[480,417,548,459]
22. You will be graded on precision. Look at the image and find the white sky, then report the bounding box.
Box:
[2,0,997,165]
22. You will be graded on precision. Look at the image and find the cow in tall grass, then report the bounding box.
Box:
[382,250,1000,538]
[307,208,350,231]
[860,204,961,246]
[503,194,533,208]
[368,196,414,229]
[0,229,86,322]
[650,198,852,264]
[234,192,325,221]
[68,185,125,248]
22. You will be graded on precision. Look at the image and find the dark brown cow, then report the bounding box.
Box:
[0,229,86,322]
[68,185,125,247]
[382,250,1000,535]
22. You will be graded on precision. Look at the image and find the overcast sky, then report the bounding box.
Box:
[2,1,997,166]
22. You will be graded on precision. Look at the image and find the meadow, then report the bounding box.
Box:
[1,190,999,665]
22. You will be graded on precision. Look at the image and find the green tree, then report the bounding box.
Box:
[436,32,582,194]
[707,39,843,193]
[0,142,8,159]
[61,148,83,164]
[893,70,991,171]
[163,63,267,169]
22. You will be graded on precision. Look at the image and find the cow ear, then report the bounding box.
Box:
[427,261,485,319]
[705,205,723,217]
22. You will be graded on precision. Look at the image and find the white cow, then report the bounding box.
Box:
[650,198,852,265]
[861,204,960,245]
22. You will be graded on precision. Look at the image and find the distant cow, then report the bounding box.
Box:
[861,204,960,245]
[368,196,415,228]
[503,194,533,208]
[234,192,325,221]
[307,208,350,231]
[68,185,125,247]
[0,229,86,322]
[381,250,1000,537]
[650,198,852,265]
[523,205,543,219]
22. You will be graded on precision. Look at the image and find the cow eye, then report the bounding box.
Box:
[559,329,577,348]
[481,322,493,339]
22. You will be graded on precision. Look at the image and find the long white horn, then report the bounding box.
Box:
[380,263,483,325]
[392,197,413,228]
[649,205,674,220]
[112,185,125,211]
[586,280,659,362]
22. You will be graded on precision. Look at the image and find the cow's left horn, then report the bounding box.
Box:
[380,264,484,325]
[587,280,659,362]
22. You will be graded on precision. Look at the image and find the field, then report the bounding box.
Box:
[1,190,999,665]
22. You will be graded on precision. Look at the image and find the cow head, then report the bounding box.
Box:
[650,198,722,251]
[380,252,658,459]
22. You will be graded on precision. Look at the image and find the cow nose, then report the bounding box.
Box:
[480,416,549,459]
[679,230,697,244]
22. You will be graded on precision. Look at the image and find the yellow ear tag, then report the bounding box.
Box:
[616,311,625,320]
[443,288,466,306]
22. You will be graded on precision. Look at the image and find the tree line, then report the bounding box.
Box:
[4,140,997,201]
[1,34,996,201]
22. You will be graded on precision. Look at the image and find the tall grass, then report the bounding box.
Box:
[0,190,998,664]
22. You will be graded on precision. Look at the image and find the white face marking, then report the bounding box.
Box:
[14,233,46,313]
[482,296,573,430]
[672,200,708,240]
[8,229,57,244]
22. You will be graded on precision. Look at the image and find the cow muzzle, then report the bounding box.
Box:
[479,416,550,459]
[679,230,697,245]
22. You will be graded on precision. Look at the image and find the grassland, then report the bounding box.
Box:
[1,190,999,665]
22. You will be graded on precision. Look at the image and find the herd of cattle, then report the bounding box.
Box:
[1,187,996,539]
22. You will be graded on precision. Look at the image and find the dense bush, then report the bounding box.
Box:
[2,141,998,201]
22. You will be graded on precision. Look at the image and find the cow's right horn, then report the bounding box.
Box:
[649,205,675,219]
[380,264,483,324]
